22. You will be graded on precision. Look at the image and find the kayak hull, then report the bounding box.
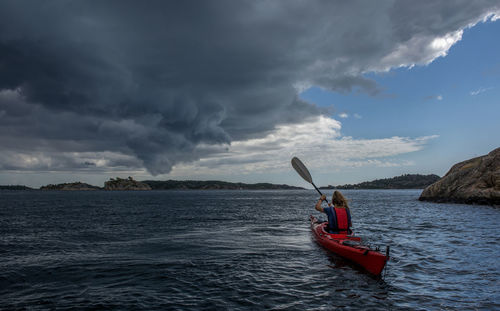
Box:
[310,215,388,276]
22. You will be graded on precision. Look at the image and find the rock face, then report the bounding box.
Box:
[40,182,101,191]
[419,148,500,205]
[104,177,152,191]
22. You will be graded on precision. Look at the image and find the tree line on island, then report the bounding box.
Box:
[1,174,440,191]
[321,174,441,190]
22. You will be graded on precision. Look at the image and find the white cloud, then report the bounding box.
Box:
[373,30,463,71]
[470,87,493,95]
[485,12,500,22]
[371,12,499,73]
[425,94,444,101]
[168,115,438,176]
[353,113,362,119]
[338,113,349,118]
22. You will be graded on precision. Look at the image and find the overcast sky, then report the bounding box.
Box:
[0,1,499,188]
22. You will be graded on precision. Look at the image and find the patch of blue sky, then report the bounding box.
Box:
[300,19,499,174]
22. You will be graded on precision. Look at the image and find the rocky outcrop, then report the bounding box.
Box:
[104,177,152,191]
[419,148,500,206]
[40,182,101,191]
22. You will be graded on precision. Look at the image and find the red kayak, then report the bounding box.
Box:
[310,215,389,276]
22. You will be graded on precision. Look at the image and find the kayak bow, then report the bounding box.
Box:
[310,215,389,276]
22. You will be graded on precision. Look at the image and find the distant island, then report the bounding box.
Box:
[142,180,304,190]
[320,174,441,190]
[40,182,101,191]
[0,185,33,190]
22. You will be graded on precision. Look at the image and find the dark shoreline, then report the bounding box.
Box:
[319,174,440,190]
[0,180,305,191]
[0,174,441,191]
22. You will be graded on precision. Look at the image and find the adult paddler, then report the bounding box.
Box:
[315,190,352,234]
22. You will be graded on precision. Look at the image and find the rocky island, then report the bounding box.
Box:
[320,174,441,190]
[40,182,101,191]
[419,147,500,206]
[104,177,152,190]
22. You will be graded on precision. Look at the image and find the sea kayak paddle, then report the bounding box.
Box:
[291,157,329,204]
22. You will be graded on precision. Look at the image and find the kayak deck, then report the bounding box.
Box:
[310,215,388,276]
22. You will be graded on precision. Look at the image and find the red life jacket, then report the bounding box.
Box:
[334,207,349,231]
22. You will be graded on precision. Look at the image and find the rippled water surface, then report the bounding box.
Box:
[1,190,499,310]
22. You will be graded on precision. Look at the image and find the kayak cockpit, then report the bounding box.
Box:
[318,222,361,241]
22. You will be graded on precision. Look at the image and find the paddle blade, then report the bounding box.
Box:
[291,157,313,184]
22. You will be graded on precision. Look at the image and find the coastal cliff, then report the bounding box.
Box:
[104,177,152,191]
[419,147,500,205]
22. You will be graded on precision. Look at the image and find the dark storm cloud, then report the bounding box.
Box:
[0,0,498,174]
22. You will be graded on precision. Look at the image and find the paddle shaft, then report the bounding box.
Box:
[311,182,329,205]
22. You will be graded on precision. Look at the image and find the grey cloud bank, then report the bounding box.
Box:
[0,0,498,175]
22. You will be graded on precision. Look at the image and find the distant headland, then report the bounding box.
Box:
[319,174,441,190]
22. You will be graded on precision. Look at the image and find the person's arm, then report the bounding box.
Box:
[315,194,326,213]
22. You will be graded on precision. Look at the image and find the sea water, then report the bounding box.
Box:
[0,190,498,310]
